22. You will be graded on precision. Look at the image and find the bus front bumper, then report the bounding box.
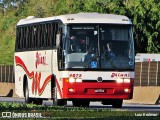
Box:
[62,82,133,100]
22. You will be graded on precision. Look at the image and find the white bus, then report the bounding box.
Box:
[14,13,134,108]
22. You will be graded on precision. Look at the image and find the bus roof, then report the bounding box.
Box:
[17,13,132,26]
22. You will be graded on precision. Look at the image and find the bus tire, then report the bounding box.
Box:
[53,99,67,106]
[81,101,90,107]
[33,99,43,105]
[24,81,32,103]
[72,100,90,107]
[72,100,81,107]
[112,99,123,108]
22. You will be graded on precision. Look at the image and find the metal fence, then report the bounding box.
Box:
[134,62,160,86]
[0,65,14,83]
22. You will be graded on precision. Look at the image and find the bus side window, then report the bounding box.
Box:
[26,27,29,49]
[19,27,23,50]
[22,27,25,49]
[33,25,37,49]
[31,26,35,49]
[31,26,34,49]
[50,23,54,47]
[16,27,20,50]
[28,26,31,49]
[46,24,50,47]
[25,27,28,49]
[34,25,38,49]
[43,24,47,48]
[40,24,42,48]
[37,25,40,48]
[41,24,44,48]
[53,22,58,46]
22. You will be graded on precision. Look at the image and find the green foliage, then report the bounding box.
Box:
[0,0,160,64]
[126,0,160,53]
[35,6,46,18]
[52,0,127,15]
[1,17,14,31]
[0,102,160,119]
[0,102,134,119]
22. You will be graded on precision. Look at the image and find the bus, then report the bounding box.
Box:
[14,13,134,108]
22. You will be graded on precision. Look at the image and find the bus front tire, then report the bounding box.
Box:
[112,99,123,108]
[72,100,90,107]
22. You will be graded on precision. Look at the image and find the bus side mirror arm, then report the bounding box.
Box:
[56,34,61,47]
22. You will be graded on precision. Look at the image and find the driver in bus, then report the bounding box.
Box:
[82,44,95,62]
[70,35,81,52]
[104,42,115,60]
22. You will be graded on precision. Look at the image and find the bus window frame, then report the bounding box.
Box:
[15,20,63,52]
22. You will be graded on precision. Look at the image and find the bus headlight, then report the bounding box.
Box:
[116,78,123,83]
[68,78,82,83]
[116,78,131,83]
[124,88,131,93]
[75,78,82,82]
[69,77,75,83]
[124,79,130,83]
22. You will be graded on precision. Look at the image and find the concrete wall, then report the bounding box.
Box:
[0,82,18,97]
[124,86,160,104]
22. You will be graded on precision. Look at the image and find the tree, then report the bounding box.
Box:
[126,0,160,53]
[0,0,5,15]
[35,6,45,18]
[52,0,160,53]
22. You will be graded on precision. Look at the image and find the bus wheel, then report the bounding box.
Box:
[72,100,90,107]
[81,101,90,107]
[72,100,81,107]
[53,99,67,106]
[33,99,43,105]
[112,99,123,108]
[24,82,32,103]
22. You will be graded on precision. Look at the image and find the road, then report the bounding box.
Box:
[0,97,160,112]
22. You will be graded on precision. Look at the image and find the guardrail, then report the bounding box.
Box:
[0,65,14,83]
[134,61,160,86]
[0,62,160,86]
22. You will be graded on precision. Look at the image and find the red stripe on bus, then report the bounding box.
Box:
[15,56,52,96]
[54,76,63,98]
[38,74,52,95]
[15,56,34,78]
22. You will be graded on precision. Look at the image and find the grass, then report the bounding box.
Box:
[0,0,57,65]
[0,102,159,120]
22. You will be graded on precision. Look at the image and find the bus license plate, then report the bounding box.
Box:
[95,89,105,93]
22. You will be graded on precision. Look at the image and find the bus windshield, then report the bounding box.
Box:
[63,24,134,70]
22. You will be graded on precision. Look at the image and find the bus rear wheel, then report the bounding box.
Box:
[24,81,43,105]
[24,82,32,103]
[33,99,43,105]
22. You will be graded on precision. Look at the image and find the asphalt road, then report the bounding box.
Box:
[0,97,160,112]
